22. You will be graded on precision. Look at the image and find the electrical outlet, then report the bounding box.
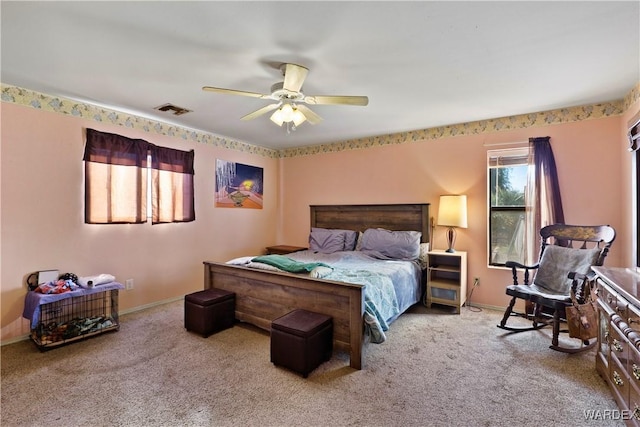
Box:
[474,277,480,286]
[125,279,134,290]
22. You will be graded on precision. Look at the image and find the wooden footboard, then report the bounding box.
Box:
[203,203,430,370]
[203,261,365,370]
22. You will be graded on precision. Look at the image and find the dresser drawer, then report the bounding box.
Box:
[630,346,640,426]
[629,383,640,426]
[598,280,628,317]
[628,305,640,342]
[610,354,631,407]
[598,308,612,364]
[609,318,630,366]
[629,345,640,388]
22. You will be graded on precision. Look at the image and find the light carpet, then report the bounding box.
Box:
[0,300,624,427]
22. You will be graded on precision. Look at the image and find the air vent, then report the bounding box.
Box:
[154,103,192,116]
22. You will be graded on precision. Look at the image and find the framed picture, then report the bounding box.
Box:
[215,159,264,209]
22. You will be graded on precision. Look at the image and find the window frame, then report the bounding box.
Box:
[84,129,195,225]
[487,147,529,267]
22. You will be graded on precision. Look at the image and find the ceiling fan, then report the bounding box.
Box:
[202,63,369,130]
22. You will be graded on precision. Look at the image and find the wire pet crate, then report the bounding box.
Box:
[31,289,120,350]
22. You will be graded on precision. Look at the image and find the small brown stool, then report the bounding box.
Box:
[271,309,333,378]
[184,288,235,337]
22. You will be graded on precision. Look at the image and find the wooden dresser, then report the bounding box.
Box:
[593,266,640,424]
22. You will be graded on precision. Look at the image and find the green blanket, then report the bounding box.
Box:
[251,255,331,273]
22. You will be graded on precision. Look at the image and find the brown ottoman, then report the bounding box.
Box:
[184,288,235,337]
[271,309,333,378]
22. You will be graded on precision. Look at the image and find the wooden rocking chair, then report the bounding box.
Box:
[497,224,615,353]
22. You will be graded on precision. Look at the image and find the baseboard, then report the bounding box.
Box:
[1,296,185,347]
[464,302,505,313]
[1,334,31,346]
[118,295,184,316]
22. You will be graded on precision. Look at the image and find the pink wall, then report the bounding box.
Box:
[1,103,280,342]
[280,115,629,309]
[2,93,638,344]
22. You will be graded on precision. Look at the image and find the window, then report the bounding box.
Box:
[488,148,529,266]
[84,129,195,224]
[488,138,565,267]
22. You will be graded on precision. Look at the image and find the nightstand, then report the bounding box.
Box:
[426,250,467,313]
[265,245,307,255]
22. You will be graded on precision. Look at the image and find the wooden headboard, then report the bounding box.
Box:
[204,203,430,370]
[310,203,430,243]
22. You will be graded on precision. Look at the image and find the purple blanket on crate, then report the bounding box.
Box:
[23,282,124,329]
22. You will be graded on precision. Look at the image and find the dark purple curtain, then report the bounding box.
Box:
[84,129,149,224]
[628,116,640,266]
[530,136,565,234]
[84,128,195,224]
[83,128,150,167]
[149,145,195,224]
[629,117,640,152]
[150,145,195,174]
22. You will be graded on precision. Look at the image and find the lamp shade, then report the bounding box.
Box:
[270,108,285,126]
[437,195,468,228]
[292,108,306,126]
[280,103,294,122]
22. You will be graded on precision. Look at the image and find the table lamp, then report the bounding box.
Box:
[437,195,468,253]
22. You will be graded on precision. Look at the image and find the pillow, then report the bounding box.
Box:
[226,256,254,265]
[309,227,358,253]
[341,229,359,251]
[309,228,345,253]
[309,265,333,279]
[533,245,601,294]
[359,228,422,260]
[355,231,364,251]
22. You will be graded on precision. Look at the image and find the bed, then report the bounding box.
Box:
[202,203,430,370]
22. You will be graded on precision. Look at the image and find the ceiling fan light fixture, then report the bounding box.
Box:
[203,63,366,129]
[292,108,306,126]
[270,103,306,127]
[280,103,294,122]
[270,108,284,126]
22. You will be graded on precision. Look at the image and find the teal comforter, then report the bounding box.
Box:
[324,268,399,343]
[251,253,409,343]
[251,255,330,273]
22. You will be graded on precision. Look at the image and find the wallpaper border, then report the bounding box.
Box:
[3,82,639,159]
[0,84,279,159]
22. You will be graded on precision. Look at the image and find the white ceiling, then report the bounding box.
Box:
[2,1,638,150]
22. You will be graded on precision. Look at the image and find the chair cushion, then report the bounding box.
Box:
[506,283,572,302]
[533,245,601,295]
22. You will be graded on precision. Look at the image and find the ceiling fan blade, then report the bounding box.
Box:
[202,86,270,99]
[282,63,309,93]
[240,103,280,121]
[295,104,323,125]
[303,95,369,106]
